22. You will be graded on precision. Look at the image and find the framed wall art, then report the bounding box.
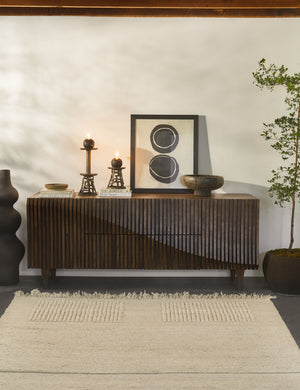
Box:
[130,114,199,193]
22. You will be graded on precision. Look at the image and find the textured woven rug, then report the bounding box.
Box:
[0,291,300,390]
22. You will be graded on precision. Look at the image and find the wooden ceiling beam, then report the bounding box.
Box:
[0,0,299,9]
[0,7,299,17]
[0,1,299,17]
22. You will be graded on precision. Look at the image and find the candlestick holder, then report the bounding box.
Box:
[107,156,126,189]
[79,137,98,196]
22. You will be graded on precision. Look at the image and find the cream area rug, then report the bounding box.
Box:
[0,291,299,390]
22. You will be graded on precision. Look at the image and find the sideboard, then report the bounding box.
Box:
[27,193,259,289]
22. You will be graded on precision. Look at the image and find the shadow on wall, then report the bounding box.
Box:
[196,117,295,271]
[223,180,296,268]
[198,115,212,175]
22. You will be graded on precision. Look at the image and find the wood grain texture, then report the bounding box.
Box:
[0,0,299,17]
[27,193,259,274]
[0,0,299,8]
[1,8,299,16]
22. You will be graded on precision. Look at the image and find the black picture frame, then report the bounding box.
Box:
[130,114,199,193]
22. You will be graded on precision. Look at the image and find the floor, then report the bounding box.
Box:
[0,276,300,348]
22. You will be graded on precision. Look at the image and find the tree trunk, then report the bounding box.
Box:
[289,195,295,250]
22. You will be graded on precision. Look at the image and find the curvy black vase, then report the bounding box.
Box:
[0,170,25,285]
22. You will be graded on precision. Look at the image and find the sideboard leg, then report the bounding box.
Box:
[50,268,56,279]
[230,269,236,281]
[235,269,244,291]
[41,268,50,288]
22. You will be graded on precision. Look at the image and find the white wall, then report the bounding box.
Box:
[0,17,299,277]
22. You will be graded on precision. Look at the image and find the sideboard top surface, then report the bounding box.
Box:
[29,193,258,200]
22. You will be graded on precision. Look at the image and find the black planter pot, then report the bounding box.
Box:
[0,170,25,285]
[263,250,300,294]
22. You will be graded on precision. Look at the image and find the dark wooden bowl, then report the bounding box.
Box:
[182,174,224,196]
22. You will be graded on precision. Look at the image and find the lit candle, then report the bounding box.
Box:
[111,152,123,168]
[83,133,95,150]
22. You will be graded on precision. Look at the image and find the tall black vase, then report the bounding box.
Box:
[0,170,25,285]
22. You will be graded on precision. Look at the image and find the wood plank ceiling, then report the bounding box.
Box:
[0,0,299,17]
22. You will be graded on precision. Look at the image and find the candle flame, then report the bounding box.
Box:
[87,133,91,139]
[116,152,119,159]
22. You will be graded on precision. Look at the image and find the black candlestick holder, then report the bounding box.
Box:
[107,156,126,189]
[79,137,98,196]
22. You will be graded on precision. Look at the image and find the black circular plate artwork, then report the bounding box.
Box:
[149,155,179,183]
[150,124,179,153]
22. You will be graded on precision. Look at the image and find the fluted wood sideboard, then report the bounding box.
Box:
[27,193,259,289]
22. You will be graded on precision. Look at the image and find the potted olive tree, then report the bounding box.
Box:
[253,58,300,294]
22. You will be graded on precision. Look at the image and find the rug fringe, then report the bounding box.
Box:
[14,289,276,300]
